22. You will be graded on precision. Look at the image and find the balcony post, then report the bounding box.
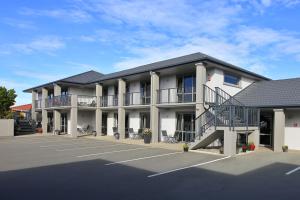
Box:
[54,84,61,133]
[150,71,160,142]
[118,79,126,139]
[70,95,78,138]
[41,87,48,134]
[31,90,37,121]
[96,83,103,136]
[195,62,206,134]
[273,109,285,152]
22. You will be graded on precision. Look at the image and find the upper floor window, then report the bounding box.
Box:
[224,73,240,86]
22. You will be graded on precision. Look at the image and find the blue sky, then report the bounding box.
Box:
[1,0,300,105]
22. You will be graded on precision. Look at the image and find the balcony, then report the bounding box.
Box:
[77,95,97,107]
[35,100,42,109]
[45,95,71,108]
[157,88,196,104]
[101,95,118,107]
[124,92,150,106]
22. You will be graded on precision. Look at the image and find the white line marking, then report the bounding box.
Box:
[148,156,231,178]
[77,147,149,158]
[105,152,182,166]
[56,144,128,151]
[286,166,300,175]
[40,141,106,148]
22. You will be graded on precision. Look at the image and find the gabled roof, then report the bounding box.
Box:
[11,104,32,111]
[89,52,270,83]
[235,78,300,108]
[24,70,103,92]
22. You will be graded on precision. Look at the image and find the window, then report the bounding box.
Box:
[224,73,240,86]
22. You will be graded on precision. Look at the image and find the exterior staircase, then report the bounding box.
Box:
[15,119,35,136]
[190,85,259,150]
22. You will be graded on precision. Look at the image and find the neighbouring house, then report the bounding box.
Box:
[11,104,32,120]
[23,52,300,155]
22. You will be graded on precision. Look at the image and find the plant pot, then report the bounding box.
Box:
[282,147,288,152]
[249,144,255,151]
[183,147,189,152]
[219,147,224,154]
[144,134,151,144]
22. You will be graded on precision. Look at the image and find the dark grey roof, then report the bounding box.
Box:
[24,52,270,92]
[24,70,103,92]
[235,78,300,108]
[90,52,269,82]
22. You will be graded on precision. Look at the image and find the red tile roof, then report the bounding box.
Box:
[11,104,32,111]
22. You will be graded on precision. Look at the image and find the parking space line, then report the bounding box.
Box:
[285,166,300,175]
[105,152,182,166]
[56,144,128,151]
[40,141,108,148]
[148,156,231,178]
[77,147,150,158]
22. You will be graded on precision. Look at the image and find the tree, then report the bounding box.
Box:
[0,86,17,119]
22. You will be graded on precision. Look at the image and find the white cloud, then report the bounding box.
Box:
[14,71,62,82]
[20,7,92,23]
[2,18,36,29]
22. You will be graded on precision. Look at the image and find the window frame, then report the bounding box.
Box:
[223,73,241,87]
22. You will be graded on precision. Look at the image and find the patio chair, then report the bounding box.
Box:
[137,128,144,139]
[77,124,92,136]
[128,128,139,139]
[161,130,177,143]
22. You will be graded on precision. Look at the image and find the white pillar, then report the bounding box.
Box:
[195,63,206,136]
[41,88,48,134]
[150,72,159,142]
[223,128,237,156]
[70,95,78,138]
[31,90,37,121]
[96,83,103,136]
[118,79,126,139]
[54,84,61,132]
[273,109,285,152]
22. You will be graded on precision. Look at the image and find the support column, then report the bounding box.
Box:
[118,79,126,139]
[54,84,61,133]
[70,95,78,138]
[273,109,285,152]
[195,62,206,116]
[150,72,159,143]
[195,62,206,133]
[96,83,103,136]
[223,128,237,156]
[41,88,48,134]
[31,90,37,121]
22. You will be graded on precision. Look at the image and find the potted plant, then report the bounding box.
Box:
[248,142,255,151]
[242,144,247,152]
[282,145,288,152]
[143,128,152,144]
[183,143,189,152]
[219,146,224,154]
[114,132,120,140]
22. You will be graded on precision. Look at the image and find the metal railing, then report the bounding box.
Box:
[101,95,118,107]
[195,85,259,141]
[157,88,196,104]
[45,95,71,108]
[35,100,42,109]
[124,92,150,106]
[77,95,97,107]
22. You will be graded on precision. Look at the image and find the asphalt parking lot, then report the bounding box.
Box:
[0,135,299,200]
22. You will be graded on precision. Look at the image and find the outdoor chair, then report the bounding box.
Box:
[128,128,139,139]
[161,130,177,143]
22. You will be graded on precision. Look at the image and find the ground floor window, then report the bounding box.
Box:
[176,113,195,142]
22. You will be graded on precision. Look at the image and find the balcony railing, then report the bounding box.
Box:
[77,95,97,107]
[45,95,71,108]
[124,92,150,106]
[101,95,118,107]
[35,100,42,109]
[157,88,196,104]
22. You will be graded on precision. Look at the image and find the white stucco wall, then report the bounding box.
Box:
[285,110,300,150]
[77,110,95,131]
[107,112,116,136]
[206,68,254,96]
[69,87,95,96]
[160,110,176,137]
[159,75,177,103]
[129,111,140,132]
